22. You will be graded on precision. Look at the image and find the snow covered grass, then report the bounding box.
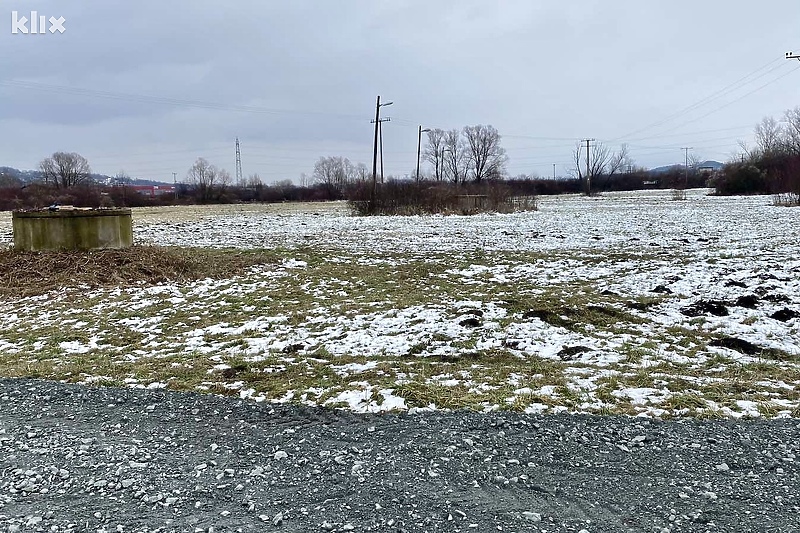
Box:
[0,211,10,247]
[0,189,798,418]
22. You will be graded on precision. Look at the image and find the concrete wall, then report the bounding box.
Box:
[12,209,133,251]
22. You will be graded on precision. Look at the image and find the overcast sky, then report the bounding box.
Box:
[2,0,800,183]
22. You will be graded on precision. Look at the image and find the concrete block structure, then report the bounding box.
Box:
[12,208,133,251]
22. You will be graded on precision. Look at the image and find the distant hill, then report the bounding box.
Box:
[649,161,723,174]
[0,167,42,183]
[97,176,174,187]
[0,166,171,187]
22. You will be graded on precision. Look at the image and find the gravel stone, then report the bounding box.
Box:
[521,511,542,522]
[0,378,799,532]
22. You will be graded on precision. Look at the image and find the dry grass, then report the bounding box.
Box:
[0,245,279,298]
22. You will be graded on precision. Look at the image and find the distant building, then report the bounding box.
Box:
[697,166,718,176]
[128,185,176,197]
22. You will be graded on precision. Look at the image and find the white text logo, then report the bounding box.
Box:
[11,11,66,34]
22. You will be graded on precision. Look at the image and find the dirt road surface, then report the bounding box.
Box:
[1,379,798,532]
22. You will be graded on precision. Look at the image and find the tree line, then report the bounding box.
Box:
[0,152,353,211]
[6,109,800,213]
[712,106,800,204]
[307,124,509,194]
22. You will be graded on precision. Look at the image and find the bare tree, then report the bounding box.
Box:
[572,141,610,194]
[687,153,703,169]
[113,170,132,186]
[737,139,755,161]
[39,152,92,189]
[443,129,468,185]
[188,158,214,197]
[187,157,230,203]
[245,173,263,188]
[217,169,232,193]
[463,125,507,183]
[354,162,370,183]
[273,179,293,190]
[572,142,585,183]
[783,107,800,154]
[590,143,611,178]
[755,116,784,156]
[607,144,631,177]
[313,156,353,195]
[423,128,446,181]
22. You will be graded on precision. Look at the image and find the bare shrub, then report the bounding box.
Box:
[347,180,537,216]
[671,189,687,201]
[772,192,800,207]
[711,164,768,195]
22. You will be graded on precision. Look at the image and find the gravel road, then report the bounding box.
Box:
[1,378,798,533]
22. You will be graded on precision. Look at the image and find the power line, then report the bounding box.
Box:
[610,58,788,142]
[0,79,370,121]
[649,64,800,137]
[623,124,754,143]
[10,56,796,182]
[622,133,754,150]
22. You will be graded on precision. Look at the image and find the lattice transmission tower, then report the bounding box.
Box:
[235,137,243,185]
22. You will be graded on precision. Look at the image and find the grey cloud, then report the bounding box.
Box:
[1,0,799,181]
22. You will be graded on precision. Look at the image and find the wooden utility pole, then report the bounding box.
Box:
[417,126,431,183]
[582,138,595,195]
[371,96,393,211]
[682,147,693,190]
[586,139,590,194]
[372,117,391,183]
[371,96,381,210]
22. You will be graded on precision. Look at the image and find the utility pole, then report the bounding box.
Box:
[235,137,243,186]
[372,117,391,183]
[380,120,384,183]
[173,172,178,201]
[682,147,693,190]
[371,96,393,210]
[417,126,431,183]
[553,163,556,180]
[582,138,595,195]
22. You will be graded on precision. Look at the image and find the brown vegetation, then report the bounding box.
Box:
[347,180,537,216]
[0,246,278,298]
[712,107,800,201]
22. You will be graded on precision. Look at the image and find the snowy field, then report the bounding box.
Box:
[1,189,798,418]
